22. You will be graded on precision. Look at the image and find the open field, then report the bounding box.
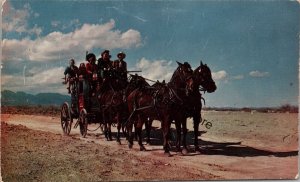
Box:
[1,111,298,181]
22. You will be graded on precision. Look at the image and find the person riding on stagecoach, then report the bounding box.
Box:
[78,63,87,78]
[64,58,79,94]
[85,52,100,96]
[97,50,113,80]
[113,52,128,79]
[86,53,98,80]
[112,51,128,89]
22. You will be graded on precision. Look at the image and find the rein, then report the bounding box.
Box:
[123,86,164,127]
[99,82,122,109]
[167,85,184,105]
[87,124,103,132]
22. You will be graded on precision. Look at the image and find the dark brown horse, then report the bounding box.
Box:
[126,61,194,156]
[97,76,126,142]
[143,80,166,144]
[175,61,216,154]
[97,73,150,143]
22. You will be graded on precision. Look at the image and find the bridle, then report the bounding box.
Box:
[195,65,214,93]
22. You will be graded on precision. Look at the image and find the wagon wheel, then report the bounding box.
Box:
[79,109,88,138]
[61,102,73,135]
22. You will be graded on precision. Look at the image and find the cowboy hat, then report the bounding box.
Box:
[101,50,110,56]
[86,53,96,61]
[117,52,126,58]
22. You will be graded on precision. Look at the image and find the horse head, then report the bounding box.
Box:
[169,61,195,95]
[125,74,150,97]
[128,74,149,89]
[194,61,217,93]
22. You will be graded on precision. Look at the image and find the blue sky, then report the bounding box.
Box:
[2,0,299,107]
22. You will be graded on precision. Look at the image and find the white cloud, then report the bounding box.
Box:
[2,7,29,32]
[231,74,244,80]
[132,58,175,82]
[212,70,228,81]
[249,70,270,77]
[28,67,64,85]
[2,67,67,94]
[2,2,42,36]
[2,19,142,62]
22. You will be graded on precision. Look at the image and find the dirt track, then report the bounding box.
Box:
[1,111,298,181]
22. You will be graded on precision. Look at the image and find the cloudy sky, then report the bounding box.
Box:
[2,0,299,107]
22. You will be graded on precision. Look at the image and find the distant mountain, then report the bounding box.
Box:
[1,90,70,106]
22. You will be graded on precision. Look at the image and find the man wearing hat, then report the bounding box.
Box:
[85,53,99,97]
[64,58,78,93]
[113,52,128,81]
[86,53,98,80]
[97,50,113,79]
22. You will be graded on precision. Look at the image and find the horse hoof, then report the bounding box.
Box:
[195,147,202,154]
[128,144,133,149]
[164,152,172,157]
[175,147,181,152]
[146,140,151,145]
[177,151,183,156]
[140,146,146,151]
[182,148,188,155]
[116,140,121,145]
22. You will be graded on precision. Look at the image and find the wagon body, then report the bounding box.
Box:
[60,75,102,137]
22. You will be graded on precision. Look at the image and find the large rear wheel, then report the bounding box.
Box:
[61,102,72,135]
[79,109,88,138]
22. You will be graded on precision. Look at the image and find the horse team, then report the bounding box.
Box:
[71,60,216,156]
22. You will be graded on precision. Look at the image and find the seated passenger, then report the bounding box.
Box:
[112,52,128,89]
[86,53,98,80]
[97,50,113,79]
[78,63,87,79]
[113,52,128,80]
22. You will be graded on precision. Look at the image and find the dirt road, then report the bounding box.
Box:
[1,111,298,181]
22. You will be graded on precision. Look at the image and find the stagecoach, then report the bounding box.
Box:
[60,74,102,137]
[60,60,216,155]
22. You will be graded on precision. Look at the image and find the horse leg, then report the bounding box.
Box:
[102,110,109,141]
[116,121,122,145]
[127,121,134,149]
[134,122,138,141]
[115,113,121,145]
[175,119,182,153]
[122,124,128,140]
[162,117,172,157]
[104,123,109,141]
[136,119,146,151]
[182,119,188,155]
[121,112,128,139]
[108,123,113,141]
[194,112,201,153]
[145,118,152,145]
